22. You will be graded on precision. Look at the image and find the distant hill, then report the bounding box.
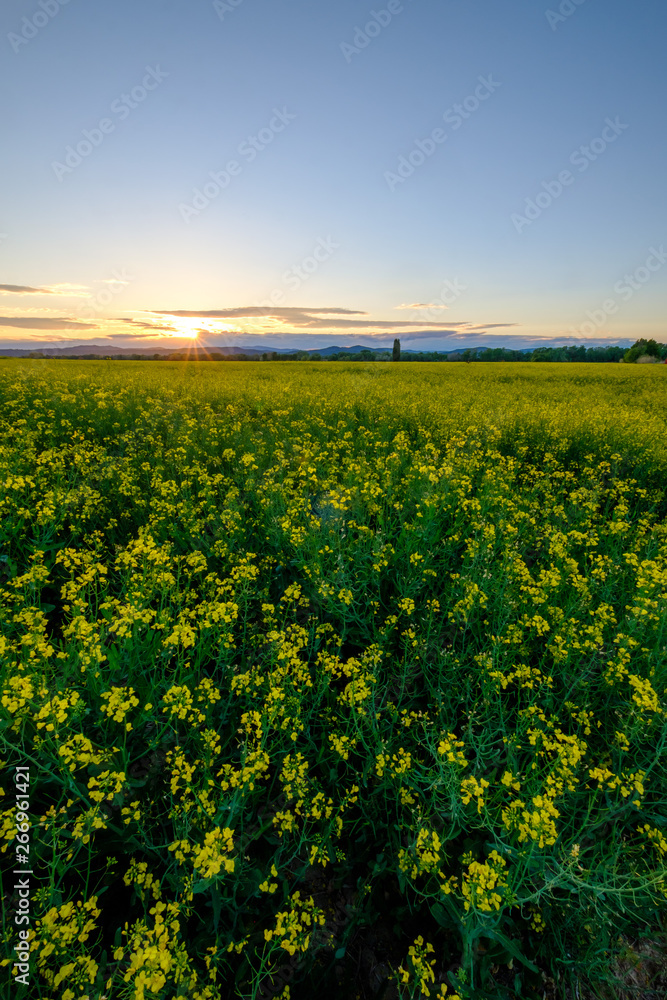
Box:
[0,343,536,359]
[0,343,408,358]
[0,344,268,358]
[0,344,179,357]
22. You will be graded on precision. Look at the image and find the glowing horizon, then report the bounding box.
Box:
[1,1,664,352]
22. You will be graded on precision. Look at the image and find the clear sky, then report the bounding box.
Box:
[1,0,665,351]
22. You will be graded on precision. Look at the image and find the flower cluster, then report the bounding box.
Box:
[1,360,666,998]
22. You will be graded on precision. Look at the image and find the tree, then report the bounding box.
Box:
[392,338,401,362]
[623,339,663,363]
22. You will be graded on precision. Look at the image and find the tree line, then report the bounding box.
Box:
[23,338,666,363]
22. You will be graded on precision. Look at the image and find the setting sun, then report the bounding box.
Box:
[163,316,201,339]
[139,313,243,341]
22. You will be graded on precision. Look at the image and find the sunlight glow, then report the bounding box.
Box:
[163,317,201,340]
[134,314,243,341]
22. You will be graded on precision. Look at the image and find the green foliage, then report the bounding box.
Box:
[531,345,627,363]
[0,361,666,1000]
[623,339,664,364]
[477,348,527,362]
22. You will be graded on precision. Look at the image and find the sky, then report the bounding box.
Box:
[1,0,666,352]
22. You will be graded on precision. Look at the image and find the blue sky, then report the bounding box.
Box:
[1,0,665,351]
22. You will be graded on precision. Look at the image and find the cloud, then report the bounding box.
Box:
[114,333,171,341]
[0,284,55,295]
[0,316,98,330]
[0,282,89,296]
[401,329,476,342]
[154,307,365,317]
[395,302,447,310]
[0,299,522,347]
[151,306,366,323]
[461,323,520,331]
[145,306,478,331]
[113,331,186,342]
[48,283,90,297]
[402,330,635,350]
[117,318,185,333]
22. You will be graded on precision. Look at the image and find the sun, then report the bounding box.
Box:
[153,315,242,340]
[166,317,201,339]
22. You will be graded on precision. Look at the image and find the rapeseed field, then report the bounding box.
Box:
[1,360,666,999]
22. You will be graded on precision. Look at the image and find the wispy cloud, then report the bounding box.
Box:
[151,306,365,322]
[48,283,91,297]
[117,318,185,333]
[0,282,89,297]
[0,297,522,346]
[465,323,520,331]
[145,306,495,331]
[395,302,450,311]
[402,330,634,349]
[0,316,98,329]
[0,284,55,295]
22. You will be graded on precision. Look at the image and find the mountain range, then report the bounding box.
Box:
[0,343,516,358]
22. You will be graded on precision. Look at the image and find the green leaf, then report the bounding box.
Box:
[430,898,462,930]
[191,879,211,895]
[211,888,223,933]
[483,928,538,973]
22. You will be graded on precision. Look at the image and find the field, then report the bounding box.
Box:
[1,359,666,1000]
